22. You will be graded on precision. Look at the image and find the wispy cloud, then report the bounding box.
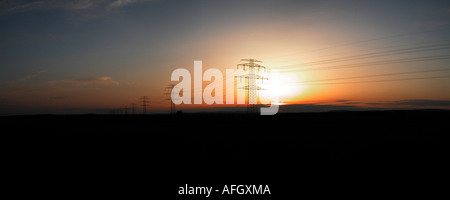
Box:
[68,0,96,10]
[111,0,161,7]
[388,99,450,107]
[49,76,120,86]
[280,104,367,113]
[4,1,46,12]
[334,99,363,105]
[335,99,350,103]
[51,95,69,100]
[5,69,47,85]
[1,0,157,13]
[277,99,450,113]
[2,0,96,13]
[109,0,138,8]
[0,69,48,97]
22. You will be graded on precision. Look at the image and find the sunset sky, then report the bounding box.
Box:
[1,0,450,115]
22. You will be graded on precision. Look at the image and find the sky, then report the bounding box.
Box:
[1,0,450,115]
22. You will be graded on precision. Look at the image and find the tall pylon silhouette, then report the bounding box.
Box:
[236,59,268,114]
[165,84,178,115]
[140,96,149,115]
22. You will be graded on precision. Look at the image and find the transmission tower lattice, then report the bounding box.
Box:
[165,84,178,115]
[236,58,268,114]
[140,96,150,115]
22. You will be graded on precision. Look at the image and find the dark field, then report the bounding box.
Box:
[3,110,448,198]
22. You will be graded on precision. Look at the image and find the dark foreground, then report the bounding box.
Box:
[3,110,448,198]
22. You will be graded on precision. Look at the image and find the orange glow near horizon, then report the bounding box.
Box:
[259,71,307,105]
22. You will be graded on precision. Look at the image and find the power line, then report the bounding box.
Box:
[263,27,450,61]
[275,43,450,69]
[267,39,450,67]
[297,68,450,83]
[280,55,450,72]
[300,75,450,86]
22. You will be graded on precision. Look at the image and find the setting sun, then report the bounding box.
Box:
[259,71,307,104]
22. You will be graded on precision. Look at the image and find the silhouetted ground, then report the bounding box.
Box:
[3,110,448,198]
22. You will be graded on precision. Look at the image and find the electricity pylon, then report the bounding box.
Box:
[236,58,268,114]
[165,84,178,115]
[140,96,149,115]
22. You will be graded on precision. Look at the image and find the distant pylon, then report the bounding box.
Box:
[165,84,178,115]
[140,96,150,114]
[236,58,268,114]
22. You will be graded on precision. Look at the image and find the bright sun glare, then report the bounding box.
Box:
[260,71,305,104]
